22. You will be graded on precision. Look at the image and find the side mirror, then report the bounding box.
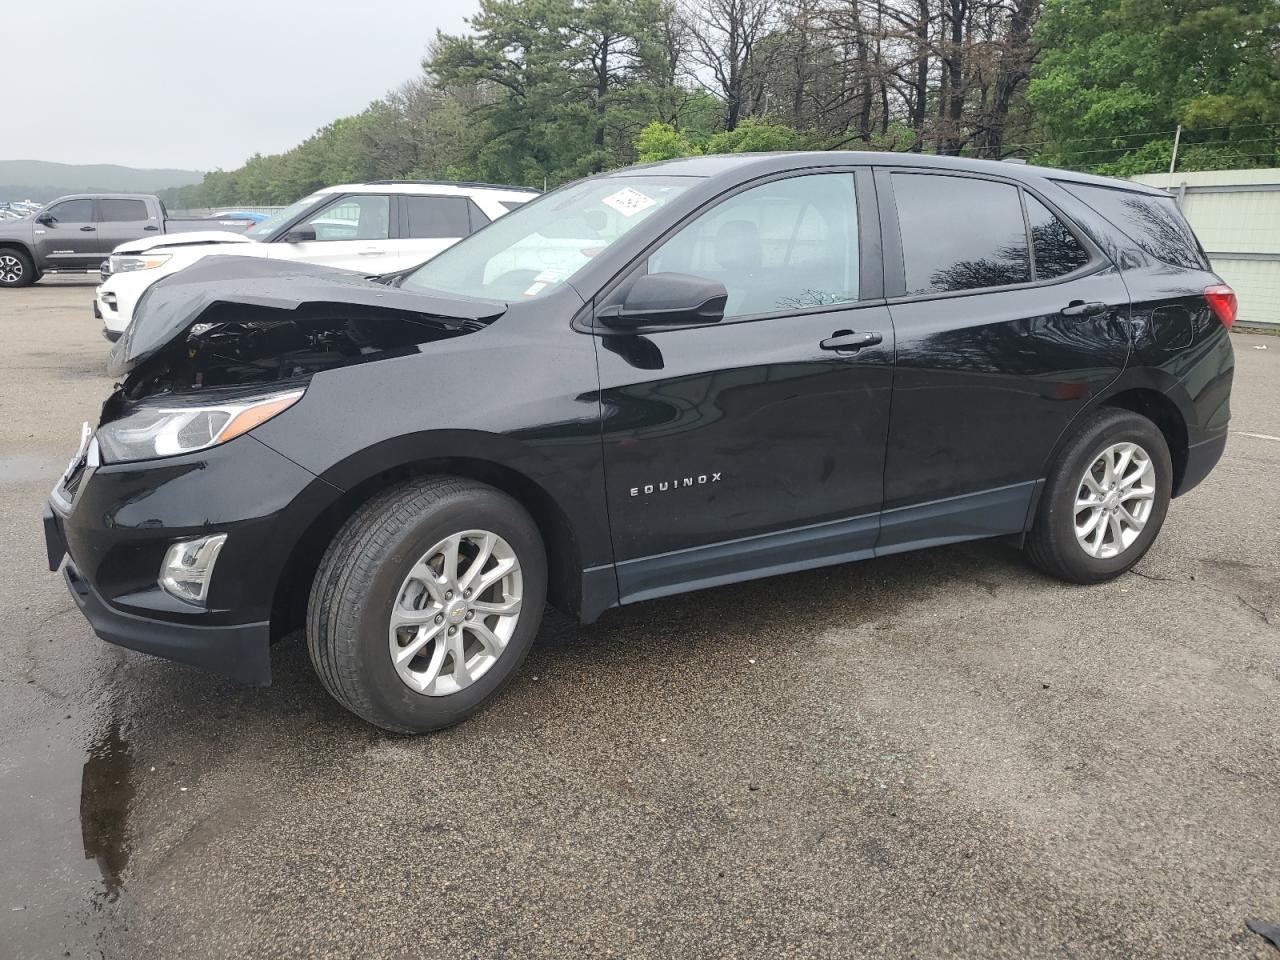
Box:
[600,272,727,329]
[283,225,317,243]
[36,214,54,226]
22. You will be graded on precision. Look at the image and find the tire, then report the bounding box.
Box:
[307,477,546,733]
[0,248,34,288]
[1024,408,1173,584]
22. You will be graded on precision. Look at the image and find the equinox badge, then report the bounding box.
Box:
[630,473,722,497]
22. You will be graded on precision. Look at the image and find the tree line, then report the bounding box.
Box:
[163,0,1280,208]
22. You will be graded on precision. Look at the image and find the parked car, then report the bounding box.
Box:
[209,210,272,223]
[94,181,538,339]
[0,194,255,288]
[44,152,1234,733]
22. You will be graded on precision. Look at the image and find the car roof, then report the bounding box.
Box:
[613,151,1167,196]
[323,181,540,199]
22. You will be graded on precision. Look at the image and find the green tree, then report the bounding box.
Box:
[429,0,675,185]
[1029,0,1280,172]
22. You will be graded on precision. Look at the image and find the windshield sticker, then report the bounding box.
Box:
[602,187,657,218]
[523,281,549,297]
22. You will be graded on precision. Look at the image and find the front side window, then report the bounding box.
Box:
[45,199,94,223]
[403,196,472,239]
[99,198,149,222]
[246,193,327,240]
[300,195,390,241]
[1025,195,1091,280]
[403,176,690,301]
[894,174,1030,295]
[647,173,859,317]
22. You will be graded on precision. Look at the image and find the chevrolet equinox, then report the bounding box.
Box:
[44,153,1235,733]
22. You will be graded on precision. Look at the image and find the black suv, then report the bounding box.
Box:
[44,153,1235,733]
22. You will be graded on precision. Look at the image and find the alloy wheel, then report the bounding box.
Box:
[0,255,23,284]
[388,529,523,696]
[1073,441,1156,559]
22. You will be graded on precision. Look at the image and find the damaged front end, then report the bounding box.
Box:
[100,257,506,450]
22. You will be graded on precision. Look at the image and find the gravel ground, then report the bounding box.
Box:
[1,277,1277,959]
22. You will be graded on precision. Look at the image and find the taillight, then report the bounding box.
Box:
[1204,284,1237,329]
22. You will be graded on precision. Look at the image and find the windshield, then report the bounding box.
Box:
[244,193,327,240]
[402,176,692,300]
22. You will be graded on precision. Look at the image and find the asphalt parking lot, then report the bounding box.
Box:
[1,277,1277,959]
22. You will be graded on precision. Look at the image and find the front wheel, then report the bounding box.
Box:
[1024,408,1173,583]
[0,249,34,288]
[307,477,547,733]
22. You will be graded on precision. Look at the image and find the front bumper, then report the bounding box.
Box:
[63,559,271,684]
[45,431,342,686]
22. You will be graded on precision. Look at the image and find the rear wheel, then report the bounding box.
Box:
[0,249,34,288]
[307,477,546,733]
[1024,408,1173,583]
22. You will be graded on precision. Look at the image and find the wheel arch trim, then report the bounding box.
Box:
[263,430,610,635]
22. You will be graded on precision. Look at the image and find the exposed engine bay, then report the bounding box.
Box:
[100,256,506,424]
[114,301,481,403]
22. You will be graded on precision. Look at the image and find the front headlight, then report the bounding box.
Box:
[97,389,304,464]
[109,253,172,273]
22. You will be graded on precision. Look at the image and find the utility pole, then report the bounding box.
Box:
[1169,124,1182,174]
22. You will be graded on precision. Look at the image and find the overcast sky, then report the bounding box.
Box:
[0,0,478,171]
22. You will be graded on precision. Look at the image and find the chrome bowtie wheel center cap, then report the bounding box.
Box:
[447,601,468,624]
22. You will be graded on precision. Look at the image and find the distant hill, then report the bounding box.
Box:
[0,160,204,202]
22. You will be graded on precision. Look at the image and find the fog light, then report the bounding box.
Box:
[159,534,227,605]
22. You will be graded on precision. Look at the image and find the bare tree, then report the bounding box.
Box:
[682,0,778,130]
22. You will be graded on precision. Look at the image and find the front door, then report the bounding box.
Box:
[33,197,100,269]
[875,168,1131,553]
[268,193,393,272]
[595,171,895,603]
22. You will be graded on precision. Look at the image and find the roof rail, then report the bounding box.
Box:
[360,179,540,192]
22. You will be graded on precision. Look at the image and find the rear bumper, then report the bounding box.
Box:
[1175,430,1228,497]
[62,559,271,685]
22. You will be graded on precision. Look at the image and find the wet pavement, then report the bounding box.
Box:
[2,278,1278,959]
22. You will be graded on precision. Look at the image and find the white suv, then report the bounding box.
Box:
[95,181,538,340]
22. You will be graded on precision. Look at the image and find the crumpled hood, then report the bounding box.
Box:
[106,255,506,378]
[112,230,257,256]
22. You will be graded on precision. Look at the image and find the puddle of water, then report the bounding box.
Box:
[79,719,135,899]
[0,713,135,953]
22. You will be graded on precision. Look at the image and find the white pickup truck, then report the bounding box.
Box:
[95,180,538,340]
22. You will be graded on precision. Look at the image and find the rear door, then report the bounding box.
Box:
[95,197,159,254]
[267,193,392,271]
[32,197,99,269]
[596,169,896,602]
[875,168,1131,553]
[391,195,478,271]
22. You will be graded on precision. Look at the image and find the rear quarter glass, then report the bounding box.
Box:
[1056,182,1209,271]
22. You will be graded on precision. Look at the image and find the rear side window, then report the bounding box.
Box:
[402,196,471,239]
[1058,183,1207,270]
[99,198,149,222]
[1025,195,1091,280]
[892,174,1029,294]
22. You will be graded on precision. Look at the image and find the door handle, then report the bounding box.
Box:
[358,248,385,256]
[1060,300,1106,318]
[821,330,883,352]
[143,225,159,231]
[79,225,96,232]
